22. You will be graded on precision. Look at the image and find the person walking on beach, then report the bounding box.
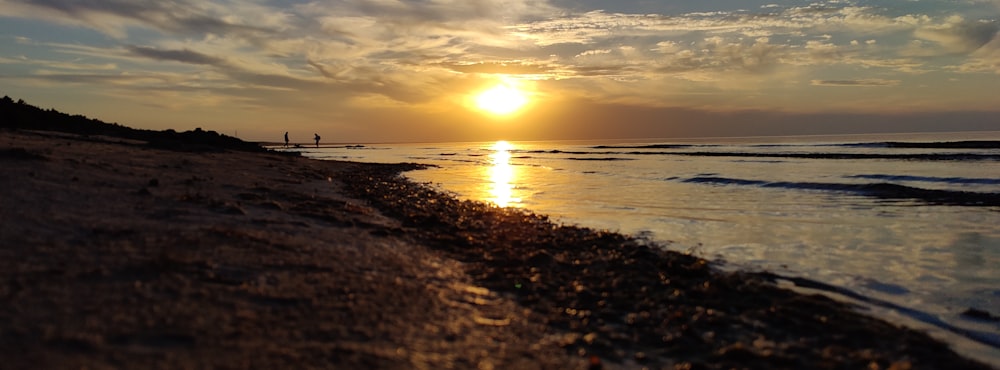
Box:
[284,132,289,148]
[314,133,321,148]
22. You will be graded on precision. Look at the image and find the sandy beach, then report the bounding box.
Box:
[0,127,993,369]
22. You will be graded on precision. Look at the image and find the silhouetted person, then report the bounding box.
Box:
[284,132,289,147]
[314,133,321,148]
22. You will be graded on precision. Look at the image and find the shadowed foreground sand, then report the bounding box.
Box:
[0,129,992,369]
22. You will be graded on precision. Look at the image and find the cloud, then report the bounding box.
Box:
[4,0,282,37]
[810,79,901,86]
[4,1,990,85]
[575,49,613,58]
[306,60,337,79]
[507,5,992,81]
[27,71,145,85]
[0,55,117,71]
[2,0,999,127]
[126,45,226,66]
[952,33,1000,73]
[122,44,330,93]
[437,62,553,75]
[509,6,921,48]
[913,16,999,54]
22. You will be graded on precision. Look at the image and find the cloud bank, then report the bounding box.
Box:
[0,0,998,140]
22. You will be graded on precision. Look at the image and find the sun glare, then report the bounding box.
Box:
[475,83,528,115]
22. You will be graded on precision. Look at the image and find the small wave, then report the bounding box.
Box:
[884,141,1000,149]
[667,151,1000,161]
[839,141,1000,149]
[520,149,645,156]
[534,150,1000,161]
[685,177,766,186]
[502,149,999,161]
[835,142,890,148]
[730,159,786,164]
[682,176,1000,207]
[857,277,910,295]
[756,272,1000,350]
[591,144,696,149]
[564,157,635,161]
[450,159,485,164]
[848,174,1000,185]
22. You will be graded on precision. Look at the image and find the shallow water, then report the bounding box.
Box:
[294,131,1000,363]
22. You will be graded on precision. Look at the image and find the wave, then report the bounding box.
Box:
[847,174,1000,185]
[519,149,592,155]
[666,152,1000,161]
[590,144,699,149]
[588,140,1000,151]
[681,176,1000,207]
[516,149,1000,161]
[564,157,635,161]
[730,159,787,164]
[838,141,1000,149]
[755,272,1000,349]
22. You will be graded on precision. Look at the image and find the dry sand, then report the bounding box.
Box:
[0,129,991,369]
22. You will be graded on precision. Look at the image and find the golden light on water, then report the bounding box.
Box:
[486,140,521,207]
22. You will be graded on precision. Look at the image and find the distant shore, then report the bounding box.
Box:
[1,126,994,369]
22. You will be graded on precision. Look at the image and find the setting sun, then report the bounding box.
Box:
[475,84,528,115]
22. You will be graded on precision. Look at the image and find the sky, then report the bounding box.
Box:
[1,0,999,143]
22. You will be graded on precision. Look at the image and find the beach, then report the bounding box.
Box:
[0,128,993,369]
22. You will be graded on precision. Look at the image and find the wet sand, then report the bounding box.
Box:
[0,128,993,369]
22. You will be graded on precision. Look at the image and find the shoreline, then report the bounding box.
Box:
[1,128,995,369]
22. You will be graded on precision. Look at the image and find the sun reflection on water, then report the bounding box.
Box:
[487,141,521,207]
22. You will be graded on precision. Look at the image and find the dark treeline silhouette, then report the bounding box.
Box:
[1,96,265,153]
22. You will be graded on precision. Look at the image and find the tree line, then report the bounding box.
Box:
[1,96,264,153]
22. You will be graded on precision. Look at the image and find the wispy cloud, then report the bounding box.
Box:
[911,16,999,55]
[126,45,226,66]
[3,0,282,38]
[811,79,902,87]
[510,5,999,78]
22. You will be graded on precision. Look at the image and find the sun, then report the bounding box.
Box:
[475,83,528,115]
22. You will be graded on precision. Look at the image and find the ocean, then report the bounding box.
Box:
[292,131,1000,362]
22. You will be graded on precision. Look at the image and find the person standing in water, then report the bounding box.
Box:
[314,133,321,148]
[284,132,289,147]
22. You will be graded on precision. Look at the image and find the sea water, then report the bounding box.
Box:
[294,131,1000,363]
